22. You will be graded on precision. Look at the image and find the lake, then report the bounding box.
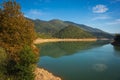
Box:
[37,41,120,80]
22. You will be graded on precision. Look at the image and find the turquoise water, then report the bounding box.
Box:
[37,41,120,80]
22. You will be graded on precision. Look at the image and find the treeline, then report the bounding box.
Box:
[0,0,38,80]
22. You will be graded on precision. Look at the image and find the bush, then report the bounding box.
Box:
[0,47,7,64]
[6,46,38,80]
[17,46,38,80]
[0,47,7,80]
[18,46,38,66]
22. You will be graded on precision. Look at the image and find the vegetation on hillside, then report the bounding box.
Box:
[53,25,95,38]
[31,19,113,39]
[37,33,53,39]
[32,19,58,35]
[0,0,38,80]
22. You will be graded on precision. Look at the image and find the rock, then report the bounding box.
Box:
[34,68,62,80]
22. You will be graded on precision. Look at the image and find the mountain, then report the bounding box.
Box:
[30,18,113,39]
[64,21,113,39]
[53,25,95,38]
[30,19,57,35]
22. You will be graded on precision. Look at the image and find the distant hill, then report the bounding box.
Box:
[29,18,113,39]
[29,19,57,35]
[53,25,95,38]
[64,21,113,39]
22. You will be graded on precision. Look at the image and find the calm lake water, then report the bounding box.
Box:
[37,41,120,80]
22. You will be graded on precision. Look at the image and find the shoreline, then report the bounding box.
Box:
[34,67,61,80]
[34,38,97,44]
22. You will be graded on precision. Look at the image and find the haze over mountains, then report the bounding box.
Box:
[29,18,113,39]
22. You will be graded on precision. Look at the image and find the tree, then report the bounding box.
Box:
[0,0,38,79]
[0,0,36,59]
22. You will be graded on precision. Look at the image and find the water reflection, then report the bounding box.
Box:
[113,46,120,57]
[38,41,120,80]
[92,63,107,72]
[37,41,110,58]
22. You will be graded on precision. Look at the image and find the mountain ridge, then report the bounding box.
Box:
[28,18,113,39]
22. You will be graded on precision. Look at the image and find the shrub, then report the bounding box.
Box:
[18,46,38,66]
[0,47,7,80]
[0,47,7,64]
[6,46,38,80]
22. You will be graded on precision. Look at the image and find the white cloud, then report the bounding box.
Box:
[106,19,120,25]
[92,4,108,13]
[24,9,43,19]
[92,16,110,21]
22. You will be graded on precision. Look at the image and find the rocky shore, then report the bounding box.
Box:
[34,68,62,80]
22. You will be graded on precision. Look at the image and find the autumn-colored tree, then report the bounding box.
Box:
[0,0,38,79]
[0,0,36,59]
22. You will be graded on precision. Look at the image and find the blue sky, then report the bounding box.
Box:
[14,0,120,33]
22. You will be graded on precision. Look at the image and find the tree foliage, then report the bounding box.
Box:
[6,46,37,80]
[0,0,36,58]
[0,47,7,79]
[0,0,38,80]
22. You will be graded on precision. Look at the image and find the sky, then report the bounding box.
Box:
[6,0,120,33]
